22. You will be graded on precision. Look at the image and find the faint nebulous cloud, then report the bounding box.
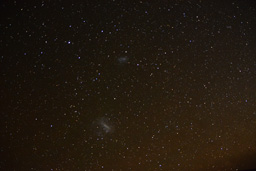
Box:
[117,56,129,64]
[91,117,115,137]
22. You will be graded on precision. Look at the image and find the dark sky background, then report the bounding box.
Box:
[1,0,256,170]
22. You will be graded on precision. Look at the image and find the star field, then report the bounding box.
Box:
[1,1,256,170]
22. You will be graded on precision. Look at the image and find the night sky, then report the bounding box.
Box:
[1,1,256,170]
